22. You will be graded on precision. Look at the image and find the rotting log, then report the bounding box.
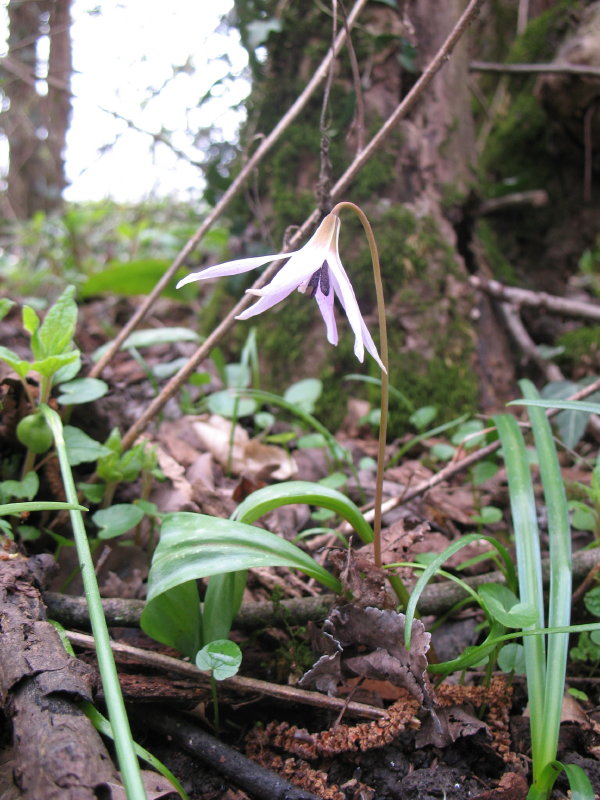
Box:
[0,554,120,799]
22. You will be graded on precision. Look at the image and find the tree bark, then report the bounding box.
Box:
[2,0,72,218]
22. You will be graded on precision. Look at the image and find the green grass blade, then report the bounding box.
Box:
[494,412,546,777]
[0,501,87,515]
[404,533,516,648]
[81,702,190,800]
[232,480,374,544]
[510,398,600,415]
[40,406,147,800]
[520,379,572,776]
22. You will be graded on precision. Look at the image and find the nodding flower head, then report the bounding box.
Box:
[177,213,384,370]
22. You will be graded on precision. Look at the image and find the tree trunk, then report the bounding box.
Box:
[2,0,72,219]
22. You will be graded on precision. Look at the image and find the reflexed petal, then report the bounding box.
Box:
[175,251,300,289]
[360,318,385,372]
[314,286,338,345]
[328,256,366,361]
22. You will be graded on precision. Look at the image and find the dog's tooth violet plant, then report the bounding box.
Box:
[141,201,409,681]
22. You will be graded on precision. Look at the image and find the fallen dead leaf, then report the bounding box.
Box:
[193,415,297,480]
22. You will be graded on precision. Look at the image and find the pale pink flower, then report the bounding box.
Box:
[177,214,384,369]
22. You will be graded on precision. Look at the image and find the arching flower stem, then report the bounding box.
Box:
[331,202,409,607]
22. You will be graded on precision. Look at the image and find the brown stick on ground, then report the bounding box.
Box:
[136,710,323,800]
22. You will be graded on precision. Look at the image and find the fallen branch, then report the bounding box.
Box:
[470,275,600,321]
[470,60,600,77]
[65,630,389,721]
[135,709,323,800]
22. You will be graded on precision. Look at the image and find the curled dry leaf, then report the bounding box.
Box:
[299,605,432,708]
[193,414,297,480]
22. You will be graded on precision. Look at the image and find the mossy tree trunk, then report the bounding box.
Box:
[219,0,593,431]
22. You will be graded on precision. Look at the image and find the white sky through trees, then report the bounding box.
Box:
[1,0,249,202]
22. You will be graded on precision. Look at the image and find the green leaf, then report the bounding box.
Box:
[231,480,374,544]
[33,285,77,359]
[451,419,485,448]
[203,571,247,643]
[584,587,600,618]
[92,504,145,539]
[472,506,503,525]
[206,390,257,418]
[63,426,112,466]
[0,345,31,378]
[80,260,192,301]
[57,378,109,405]
[0,298,15,322]
[92,326,200,362]
[471,461,499,486]
[430,442,456,461]
[296,433,327,448]
[569,501,597,532]
[494,410,546,775]
[140,579,202,659]
[404,533,517,649]
[30,350,80,379]
[141,512,341,655]
[283,378,322,414]
[409,405,437,430]
[319,472,348,490]
[78,482,105,503]
[497,643,525,674]
[22,305,40,337]
[478,583,538,628]
[529,761,595,800]
[17,524,41,542]
[0,501,87,516]
[196,640,242,680]
[511,397,600,416]
[0,471,39,504]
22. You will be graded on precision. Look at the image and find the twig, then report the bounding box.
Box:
[88,0,369,383]
[65,630,388,721]
[116,0,485,450]
[517,0,529,35]
[470,60,600,77]
[584,101,598,203]
[470,275,600,321]
[498,302,564,383]
[478,189,548,215]
[134,709,323,800]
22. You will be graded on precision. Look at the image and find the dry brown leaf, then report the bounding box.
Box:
[299,605,432,706]
[193,415,297,480]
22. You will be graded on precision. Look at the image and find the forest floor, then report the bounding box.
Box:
[2,293,600,800]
